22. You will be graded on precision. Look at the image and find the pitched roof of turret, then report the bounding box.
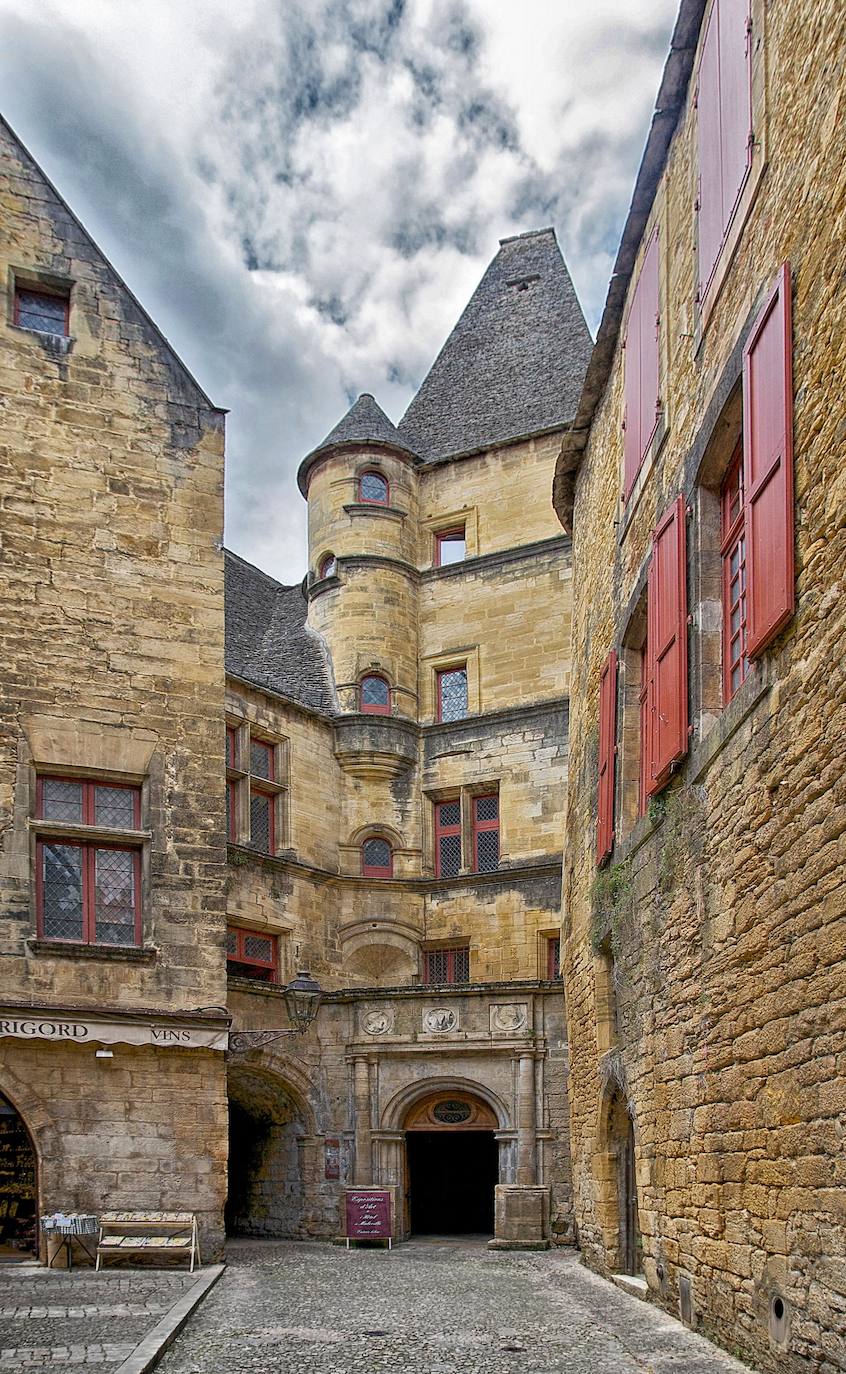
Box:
[224,550,335,713]
[398,227,592,464]
[297,392,419,494]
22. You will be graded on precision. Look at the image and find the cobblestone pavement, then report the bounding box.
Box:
[158,1239,758,1374]
[0,1264,197,1370]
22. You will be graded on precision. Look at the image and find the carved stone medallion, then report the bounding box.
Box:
[423,1007,458,1034]
[490,1003,528,1033]
[361,1007,394,1036]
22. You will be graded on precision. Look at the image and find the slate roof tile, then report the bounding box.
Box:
[398,227,592,463]
[224,550,334,713]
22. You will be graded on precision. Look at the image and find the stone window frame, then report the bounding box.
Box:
[226,719,289,856]
[421,645,480,723]
[436,664,469,723]
[7,266,73,338]
[33,774,146,948]
[540,930,561,982]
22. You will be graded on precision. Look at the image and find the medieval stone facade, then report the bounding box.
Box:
[553,0,846,1369]
[0,109,591,1262]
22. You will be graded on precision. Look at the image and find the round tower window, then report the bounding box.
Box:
[359,471,389,505]
[360,675,390,714]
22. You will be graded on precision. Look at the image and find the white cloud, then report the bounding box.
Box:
[0,0,676,581]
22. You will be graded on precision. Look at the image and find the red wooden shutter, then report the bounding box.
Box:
[622,291,642,498]
[622,231,660,499]
[596,650,618,864]
[696,2,723,302]
[718,0,752,231]
[742,262,794,657]
[647,495,688,793]
[638,230,660,459]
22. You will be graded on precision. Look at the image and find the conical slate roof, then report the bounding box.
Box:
[398,227,592,464]
[297,393,419,494]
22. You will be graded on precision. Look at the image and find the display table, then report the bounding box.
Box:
[95,1211,200,1271]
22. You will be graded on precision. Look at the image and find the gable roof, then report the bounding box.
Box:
[398,227,592,464]
[0,115,222,415]
[224,550,334,713]
[297,392,419,495]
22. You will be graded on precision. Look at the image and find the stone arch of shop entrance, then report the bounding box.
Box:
[596,1083,641,1275]
[226,1059,318,1239]
[0,1086,40,1260]
[387,1081,509,1239]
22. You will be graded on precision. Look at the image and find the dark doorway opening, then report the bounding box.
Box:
[225,1085,305,1238]
[407,1130,497,1235]
[0,1093,37,1262]
[618,1112,640,1274]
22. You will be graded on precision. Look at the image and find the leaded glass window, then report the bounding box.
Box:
[359,471,389,504]
[437,668,468,722]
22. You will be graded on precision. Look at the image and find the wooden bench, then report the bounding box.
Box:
[95,1211,200,1271]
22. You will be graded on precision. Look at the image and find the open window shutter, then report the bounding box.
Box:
[718,0,752,229]
[696,1,724,302]
[647,495,688,793]
[622,293,642,498]
[743,262,794,657]
[596,650,618,864]
[638,231,660,457]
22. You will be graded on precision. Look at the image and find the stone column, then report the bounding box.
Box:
[353,1056,372,1184]
[515,1052,537,1185]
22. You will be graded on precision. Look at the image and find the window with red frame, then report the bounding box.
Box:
[434,799,462,878]
[423,946,470,985]
[547,935,561,981]
[249,737,276,854]
[361,836,393,878]
[360,674,390,715]
[318,553,337,579]
[358,470,389,505]
[721,442,748,700]
[434,526,466,567]
[436,666,468,722]
[472,794,499,873]
[35,777,142,946]
[226,926,278,982]
[14,285,70,337]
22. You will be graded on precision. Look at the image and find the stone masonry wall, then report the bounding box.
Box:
[560,2,846,1369]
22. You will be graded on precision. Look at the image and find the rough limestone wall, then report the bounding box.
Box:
[0,1042,228,1258]
[561,1,846,1370]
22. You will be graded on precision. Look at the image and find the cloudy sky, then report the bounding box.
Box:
[0,0,676,582]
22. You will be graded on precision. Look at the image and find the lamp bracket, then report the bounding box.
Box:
[228,1027,306,1055]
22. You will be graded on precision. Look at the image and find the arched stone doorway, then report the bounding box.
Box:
[404,1090,499,1237]
[597,1088,641,1275]
[226,1064,312,1238]
[0,1091,38,1261]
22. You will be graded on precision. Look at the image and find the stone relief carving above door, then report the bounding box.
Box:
[361,1007,395,1036]
[490,1003,528,1033]
[423,1007,458,1033]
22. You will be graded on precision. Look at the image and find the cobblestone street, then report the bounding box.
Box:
[0,1265,198,1369]
[158,1240,758,1374]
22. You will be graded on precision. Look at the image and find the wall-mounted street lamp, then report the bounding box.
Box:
[228,970,323,1055]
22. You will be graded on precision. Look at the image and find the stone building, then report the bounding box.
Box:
[552,0,846,1369]
[0,106,593,1256]
[0,115,230,1260]
[223,226,591,1246]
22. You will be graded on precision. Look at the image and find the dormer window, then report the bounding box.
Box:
[359,470,389,505]
[360,674,391,715]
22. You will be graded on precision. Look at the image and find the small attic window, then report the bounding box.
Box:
[14,285,70,336]
[359,470,389,505]
[318,554,337,579]
[506,274,540,294]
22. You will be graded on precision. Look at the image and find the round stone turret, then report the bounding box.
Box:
[302,394,421,723]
